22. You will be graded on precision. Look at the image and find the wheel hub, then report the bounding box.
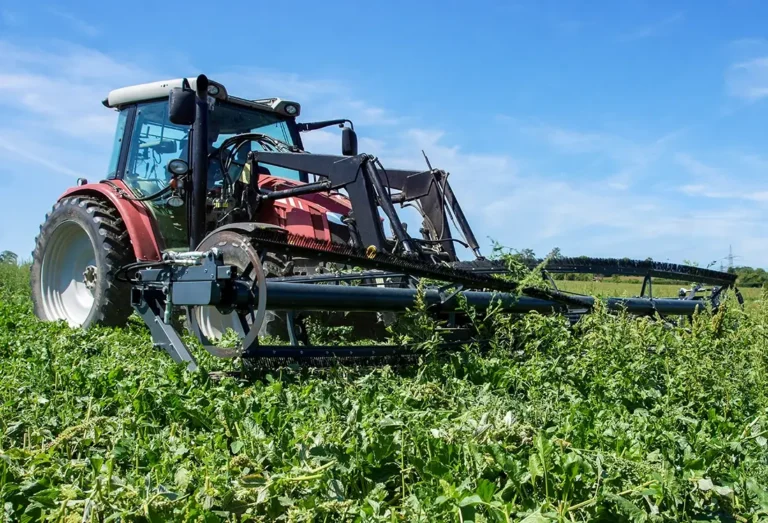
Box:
[83,265,97,290]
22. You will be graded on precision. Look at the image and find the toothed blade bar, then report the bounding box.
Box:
[455,257,736,286]
[244,228,521,292]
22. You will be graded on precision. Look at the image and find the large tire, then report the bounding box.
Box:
[31,196,134,328]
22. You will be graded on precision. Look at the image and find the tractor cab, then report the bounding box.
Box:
[102,78,309,249]
[105,77,305,182]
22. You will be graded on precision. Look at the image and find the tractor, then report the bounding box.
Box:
[31,75,378,341]
[30,75,738,369]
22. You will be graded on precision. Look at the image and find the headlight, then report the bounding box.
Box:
[207,84,220,96]
[284,104,298,116]
[167,159,190,176]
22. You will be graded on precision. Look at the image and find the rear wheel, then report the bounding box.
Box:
[31,196,134,328]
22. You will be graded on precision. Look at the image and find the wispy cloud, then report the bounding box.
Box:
[1,9,22,26]
[216,70,400,126]
[679,184,768,202]
[0,135,83,178]
[619,12,684,42]
[726,56,768,101]
[521,123,684,189]
[675,152,724,178]
[674,151,768,203]
[47,7,100,37]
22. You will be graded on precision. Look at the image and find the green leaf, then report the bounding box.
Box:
[230,440,244,454]
[175,467,191,491]
[476,478,496,502]
[605,494,647,523]
[714,485,734,498]
[528,454,543,480]
[697,478,714,491]
[520,511,550,523]
[459,494,483,507]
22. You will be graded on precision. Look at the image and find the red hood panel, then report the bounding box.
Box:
[258,176,351,216]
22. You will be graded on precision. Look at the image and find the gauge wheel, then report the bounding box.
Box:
[30,196,134,328]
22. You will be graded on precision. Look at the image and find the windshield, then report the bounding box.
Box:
[209,101,300,182]
[123,99,300,197]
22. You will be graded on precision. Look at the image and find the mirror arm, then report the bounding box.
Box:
[297,119,354,132]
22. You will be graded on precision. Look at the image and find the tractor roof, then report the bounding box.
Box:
[103,77,301,117]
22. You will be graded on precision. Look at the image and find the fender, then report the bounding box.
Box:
[61,180,164,261]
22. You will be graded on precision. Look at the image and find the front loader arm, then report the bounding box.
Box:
[251,152,418,255]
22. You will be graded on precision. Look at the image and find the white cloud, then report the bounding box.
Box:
[216,70,400,127]
[674,152,768,203]
[619,12,684,42]
[727,56,768,101]
[520,123,683,189]
[47,7,100,37]
[1,9,21,26]
[675,152,723,178]
[0,135,83,178]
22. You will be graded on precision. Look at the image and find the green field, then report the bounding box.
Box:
[2,262,768,521]
[557,280,764,303]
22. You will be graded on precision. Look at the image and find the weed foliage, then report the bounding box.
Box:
[1,263,767,521]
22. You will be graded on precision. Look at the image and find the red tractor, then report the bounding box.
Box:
[30,75,480,345]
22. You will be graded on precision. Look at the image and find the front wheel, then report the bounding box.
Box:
[30,196,134,328]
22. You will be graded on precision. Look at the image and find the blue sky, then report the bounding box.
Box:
[2,0,768,268]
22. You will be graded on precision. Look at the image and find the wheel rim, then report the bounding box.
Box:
[194,305,249,340]
[192,260,267,350]
[40,221,97,327]
[188,233,267,357]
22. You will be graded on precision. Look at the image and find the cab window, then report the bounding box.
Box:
[106,110,128,179]
[125,101,190,196]
[210,101,300,182]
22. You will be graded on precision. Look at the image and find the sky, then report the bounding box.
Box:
[2,0,768,269]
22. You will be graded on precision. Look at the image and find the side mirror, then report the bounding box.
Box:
[342,127,358,156]
[168,81,196,125]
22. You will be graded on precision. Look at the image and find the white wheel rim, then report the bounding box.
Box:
[40,220,97,327]
[195,305,248,340]
[191,243,267,355]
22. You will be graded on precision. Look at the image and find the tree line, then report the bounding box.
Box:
[728,266,768,287]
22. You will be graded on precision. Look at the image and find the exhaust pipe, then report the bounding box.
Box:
[190,74,209,249]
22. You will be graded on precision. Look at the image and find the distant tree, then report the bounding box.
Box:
[729,266,768,287]
[0,251,17,264]
[517,248,537,263]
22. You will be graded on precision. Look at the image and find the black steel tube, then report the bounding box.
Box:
[261,180,332,201]
[190,74,209,249]
[297,119,352,132]
[263,282,561,313]
[364,161,417,254]
[258,282,706,316]
[440,180,482,257]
